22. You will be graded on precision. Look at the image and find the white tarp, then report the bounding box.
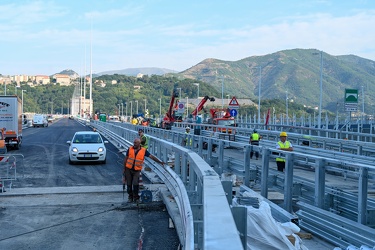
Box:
[233,197,309,250]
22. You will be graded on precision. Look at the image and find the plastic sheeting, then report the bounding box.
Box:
[233,198,309,250]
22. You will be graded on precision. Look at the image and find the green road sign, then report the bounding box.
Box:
[345,89,358,103]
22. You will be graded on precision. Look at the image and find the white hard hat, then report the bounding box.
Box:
[186,127,190,130]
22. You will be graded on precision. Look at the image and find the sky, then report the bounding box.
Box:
[1,0,375,76]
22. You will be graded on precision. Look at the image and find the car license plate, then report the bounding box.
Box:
[84,154,92,158]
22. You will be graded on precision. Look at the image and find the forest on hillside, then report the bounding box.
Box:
[10,74,322,119]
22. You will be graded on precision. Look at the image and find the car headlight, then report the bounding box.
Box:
[98,147,104,152]
[72,147,78,152]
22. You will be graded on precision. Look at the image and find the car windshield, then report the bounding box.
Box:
[73,134,102,143]
[217,120,235,126]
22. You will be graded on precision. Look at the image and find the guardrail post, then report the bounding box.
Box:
[198,136,203,155]
[358,167,368,224]
[217,140,224,175]
[357,145,363,155]
[314,158,326,208]
[260,148,270,199]
[221,181,233,205]
[284,153,294,212]
[181,153,188,184]
[231,206,247,249]
[244,145,251,187]
[174,151,181,176]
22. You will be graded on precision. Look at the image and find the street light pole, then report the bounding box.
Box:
[130,101,133,118]
[193,83,199,99]
[144,99,147,112]
[121,103,123,116]
[318,51,323,129]
[118,104,120,116]
[135,100,138,114]
[221,76,224,109]
[158,98,161,118]
[125,102,127,118]
[286,90,289,125]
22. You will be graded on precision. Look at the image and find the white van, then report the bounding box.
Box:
[32,114,48,128]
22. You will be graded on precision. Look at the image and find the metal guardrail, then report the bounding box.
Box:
[297,201,375,249]
[91,120,375,248]
[89,120,243,250]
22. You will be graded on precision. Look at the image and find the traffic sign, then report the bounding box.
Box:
[177,102,185,114]
[230,109,238,117]
[228,96,240,106]
[345,89,358,103]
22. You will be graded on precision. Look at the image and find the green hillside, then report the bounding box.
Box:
[179,48,375,114]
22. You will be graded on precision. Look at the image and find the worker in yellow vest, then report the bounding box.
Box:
[250,129,261,160]
[183,127,192,147]
[276,131,293,172]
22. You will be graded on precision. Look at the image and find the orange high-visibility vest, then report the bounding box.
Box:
[125,147,146,171]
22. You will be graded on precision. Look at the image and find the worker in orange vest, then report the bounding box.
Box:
[123,138,165,203]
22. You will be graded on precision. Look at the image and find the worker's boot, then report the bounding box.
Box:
[127,185,133,203]
[133,185,140,203]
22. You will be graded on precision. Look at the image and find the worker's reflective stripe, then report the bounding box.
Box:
[276,141,290,162]
[126,147,146,171]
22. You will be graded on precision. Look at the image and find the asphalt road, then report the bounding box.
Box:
[0,118,180,250]
[10,118,125,188]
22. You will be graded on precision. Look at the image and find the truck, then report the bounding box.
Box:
[191,96,216,117]
[161,89,182,129]
[0,96,22,150]
[209,108,236,133]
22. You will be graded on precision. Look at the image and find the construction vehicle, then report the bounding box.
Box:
[0,96,22,150]
[161,89,182,129]
[191,96,215,117]
[209,108,235,133]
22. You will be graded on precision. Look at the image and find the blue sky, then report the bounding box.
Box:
[1,0,375,76]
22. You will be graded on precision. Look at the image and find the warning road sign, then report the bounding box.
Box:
[228,96,240,108]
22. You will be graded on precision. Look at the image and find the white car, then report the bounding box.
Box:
[67,131,108,164]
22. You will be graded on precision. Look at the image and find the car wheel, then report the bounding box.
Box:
[101,158,106,164]
[69,158,74,165]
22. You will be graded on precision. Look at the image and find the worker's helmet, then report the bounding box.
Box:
[253,129,257,133]
[186,127,190,130]
[280,131,287,137]
[138,128,144,133]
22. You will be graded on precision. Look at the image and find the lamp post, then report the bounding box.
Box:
[21,90,26,114]
[144,99,147,112]
[158,98,161,118]
[193,83,199,98]
[125,102,127,118]
[362,85,365,121]
[286,90,289,125]
[130,101,133,118]
[118,104,120,116]
[313,50,323,129]
[221,76,224,109]
[251,66,262,124]
[135,100,138,114]
[121,103,123,116]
